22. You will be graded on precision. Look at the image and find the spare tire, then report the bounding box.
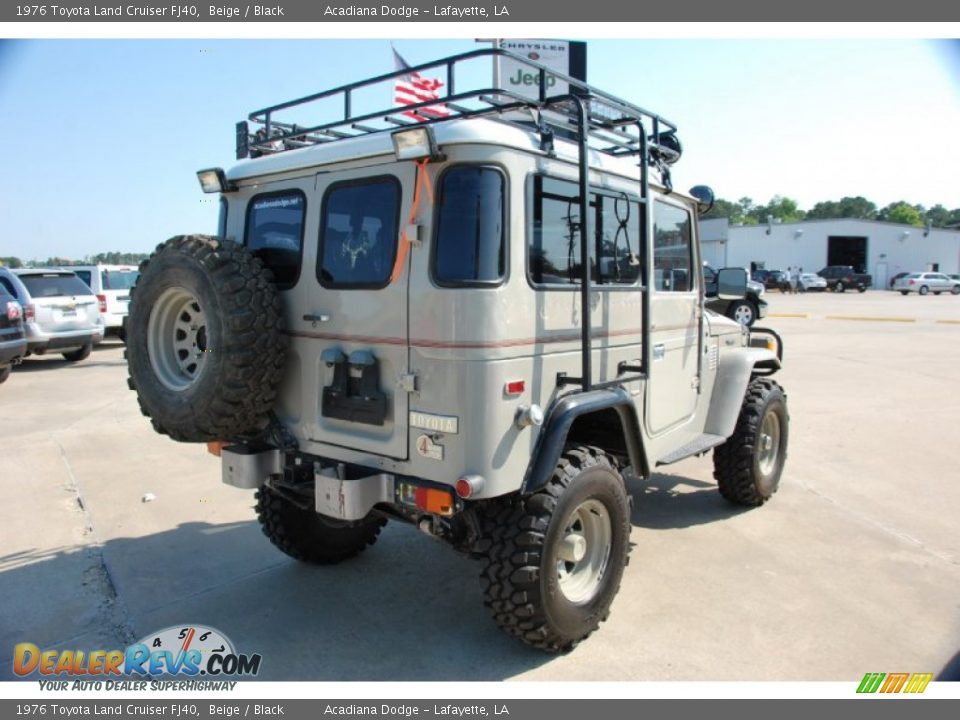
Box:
[126,235,286,442]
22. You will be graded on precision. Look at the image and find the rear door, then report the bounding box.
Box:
[303,167,413,459]
[18,273,99,330]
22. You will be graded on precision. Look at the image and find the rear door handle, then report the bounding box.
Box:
[653,344,665,361]
[303,313,330,323]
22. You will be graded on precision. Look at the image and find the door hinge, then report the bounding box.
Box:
[399,373,419,392]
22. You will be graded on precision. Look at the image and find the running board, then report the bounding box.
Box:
[656,434,726,466]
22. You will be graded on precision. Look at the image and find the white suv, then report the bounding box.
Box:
[0,267,103,361]
[72,264,140,340]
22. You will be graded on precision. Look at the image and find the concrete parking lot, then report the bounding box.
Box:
[1,290,958,681]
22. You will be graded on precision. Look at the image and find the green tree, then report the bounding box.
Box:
[701,198,744,223]
[753,195,805,223]
[878,202,924,226]
[806,196,877,220]
[0,256,23,268]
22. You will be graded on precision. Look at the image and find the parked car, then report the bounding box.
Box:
[889,272,910,289]
[798,273,827,292]
[893,272,960,296]
[703,264,768,326]
[0,267,103,361]
[818,265,871,293]
[0,286,27,384]
[752,269,789,292]
[72,264,139,341]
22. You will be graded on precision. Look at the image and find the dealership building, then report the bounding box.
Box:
[700,218,960,288]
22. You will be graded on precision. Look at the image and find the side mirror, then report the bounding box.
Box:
[717,267,747,300]
[689,185,715,215]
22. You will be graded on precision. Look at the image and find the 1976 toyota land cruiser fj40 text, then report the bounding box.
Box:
[126,49,788,652]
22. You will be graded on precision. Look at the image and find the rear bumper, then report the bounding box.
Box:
[26,328,102,352]
[101,310,128,330]
[0,337,27,365]
[220,446,406,522]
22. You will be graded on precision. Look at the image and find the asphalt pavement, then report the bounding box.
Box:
[1,291,958,681]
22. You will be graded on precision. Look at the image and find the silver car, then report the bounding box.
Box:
[799,273,827,291]
[0,267,103,361]
[893,272,960,296]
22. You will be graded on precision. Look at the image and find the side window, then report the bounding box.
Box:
[319,177,400,289]
[653,201,694,292]
[0,277,16,296]
[433,166,505,286]
[595,192,641,284]
[529,176,640,286]
[245,191,306,289]
[74,270,92,287]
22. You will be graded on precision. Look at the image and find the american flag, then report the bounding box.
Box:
[393,47,450,122]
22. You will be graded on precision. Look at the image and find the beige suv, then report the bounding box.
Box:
[125,48,789,653]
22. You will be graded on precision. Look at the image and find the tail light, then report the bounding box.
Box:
[909,279,916,285]
[5,301,20,321]
[97,294,107,313]
[24,303,35,322]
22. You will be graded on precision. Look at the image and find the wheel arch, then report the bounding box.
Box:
[704,347,780,439]
[521,387,647,495]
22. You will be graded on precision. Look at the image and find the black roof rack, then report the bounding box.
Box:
[237,48,680,170]
[236,47,685,395]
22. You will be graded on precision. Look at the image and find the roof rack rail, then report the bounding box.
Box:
[237,48,680,170]
[235,47,683,395]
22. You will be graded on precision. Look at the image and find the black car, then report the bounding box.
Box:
[753,269,790,292]
[703,265,768,327]
[0,286,27,384]
[818,265,872,293]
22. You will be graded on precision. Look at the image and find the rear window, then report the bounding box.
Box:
[318,176,400,288]
[433,166,505,286]
[102,270,139,290]
[245,191,306,289]
[19,274,92,298]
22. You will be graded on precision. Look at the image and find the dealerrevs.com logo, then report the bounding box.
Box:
[14,625,261,686]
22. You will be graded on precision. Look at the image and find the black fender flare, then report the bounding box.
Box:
[520,387,647,495]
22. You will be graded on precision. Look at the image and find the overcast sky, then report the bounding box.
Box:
[0,37,957,260]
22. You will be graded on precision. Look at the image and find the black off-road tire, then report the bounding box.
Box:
[62,344,92,362]
[125,235,286,442]
[714,378,789,506]
[255,486,386,564]
[478,446,631,653]
[0,366,10,384]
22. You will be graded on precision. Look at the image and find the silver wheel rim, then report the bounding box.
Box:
[147,287,209,391]
[733,304,753,325]
[757,410,781,477]
[556,499,612,603]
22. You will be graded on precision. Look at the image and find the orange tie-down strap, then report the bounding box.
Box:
[389,158,434,284]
